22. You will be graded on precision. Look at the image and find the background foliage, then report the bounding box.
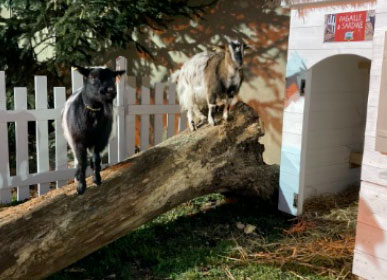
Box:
[0,0,213,94]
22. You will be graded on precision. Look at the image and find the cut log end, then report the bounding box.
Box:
[0,102,279,280]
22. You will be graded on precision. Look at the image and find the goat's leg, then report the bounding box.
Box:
[223,98,230,122]
[192,106,207,126]
[208,104,217,126]
[187,109,196,131]
[74,145,88,195]
[193,106,206,122]
[92,151,102,185]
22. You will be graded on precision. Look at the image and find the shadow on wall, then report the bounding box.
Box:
[105,0,290,164]
[356,196,385,267]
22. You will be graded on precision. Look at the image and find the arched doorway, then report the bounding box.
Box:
[298,54,371,213]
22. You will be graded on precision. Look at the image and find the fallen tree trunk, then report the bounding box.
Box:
[0,103,279,279]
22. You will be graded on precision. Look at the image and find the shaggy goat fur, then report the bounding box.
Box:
[172,39,247,131]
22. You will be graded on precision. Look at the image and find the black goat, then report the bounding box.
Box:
[62,66,125,194]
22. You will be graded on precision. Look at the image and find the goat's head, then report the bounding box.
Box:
[212,38,251,68]
[226,38,250,68]
[74,66,125,103]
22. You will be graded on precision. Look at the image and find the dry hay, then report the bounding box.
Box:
[228,187,359,279]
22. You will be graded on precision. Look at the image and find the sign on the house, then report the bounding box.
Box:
[324,10,375,42]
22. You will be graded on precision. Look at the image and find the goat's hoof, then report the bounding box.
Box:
[196,120,207,128]
[189,124,197,131]
[189,121,197,131]
[93,176,102,186]
[89,158,95,170]
[77,184,86,195]
[209,120,217,126]
[223,115,232,122]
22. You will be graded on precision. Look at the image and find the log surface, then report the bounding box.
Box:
[0,103,279,279]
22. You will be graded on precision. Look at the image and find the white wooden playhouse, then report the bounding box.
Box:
[279,0,387,278]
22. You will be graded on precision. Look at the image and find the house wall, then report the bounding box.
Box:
[353,1,387,278]
[279,0,387,277]
[279,0,375,215]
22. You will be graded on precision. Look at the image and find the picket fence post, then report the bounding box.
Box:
[116,56,128,161]
[154,82,165,145]
[35,76,50,195]
[14,87,29,201]
[0,71,11,203]
[167,81,176,138]
[54,87,67,188]
[140,77,151,151]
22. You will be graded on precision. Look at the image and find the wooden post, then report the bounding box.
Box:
[126,77,137,156]
[116,56,128,161]
[179,111,188,132]
[71,67,83,94]
[54,87,68,188]
[140,77,150,151]
[0,71,11,203]
[154,82,164,145]
[35,76,50,195]
[167,81,176,138]
[14,87,29,201]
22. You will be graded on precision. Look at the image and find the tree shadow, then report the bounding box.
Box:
[103,0,289,160]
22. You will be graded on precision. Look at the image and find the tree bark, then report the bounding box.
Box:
[0,103,279,280]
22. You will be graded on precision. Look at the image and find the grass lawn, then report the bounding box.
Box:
[49,189,358,280]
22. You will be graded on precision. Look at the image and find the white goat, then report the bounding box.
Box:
[171,38,249,131]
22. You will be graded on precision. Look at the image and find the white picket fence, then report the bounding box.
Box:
[0,56,187,203]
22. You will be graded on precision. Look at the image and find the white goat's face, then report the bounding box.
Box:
[228,39,245,68]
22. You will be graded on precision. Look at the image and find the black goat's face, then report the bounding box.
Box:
[227,39,248,68]
[75,66,125,103]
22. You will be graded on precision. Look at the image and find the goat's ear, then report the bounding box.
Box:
[73,65,90,77]
[243,43,255,51]
[114,70,126,77]
[211,45,226,52]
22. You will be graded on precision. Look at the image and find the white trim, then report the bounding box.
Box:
[298,69,313,215]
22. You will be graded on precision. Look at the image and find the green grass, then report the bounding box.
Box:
[48,194,336,280]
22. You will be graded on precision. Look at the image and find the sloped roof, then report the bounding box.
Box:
[282,0,371,7]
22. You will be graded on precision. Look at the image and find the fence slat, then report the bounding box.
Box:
[108,118,118,165]
[154,82,164,145]
[54,87,68,188]
[71,67,83,93]
[0,71,6,110]
[179,112,188,132]
[167,82,176,138]
[127,104,180,115]
[116,56,128,161]
[0,71,11,203]
[140,78,150,151]
[35,76,50,195]
[14,88,29,201]
[126,76,137,156]
[0,108,61,122]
